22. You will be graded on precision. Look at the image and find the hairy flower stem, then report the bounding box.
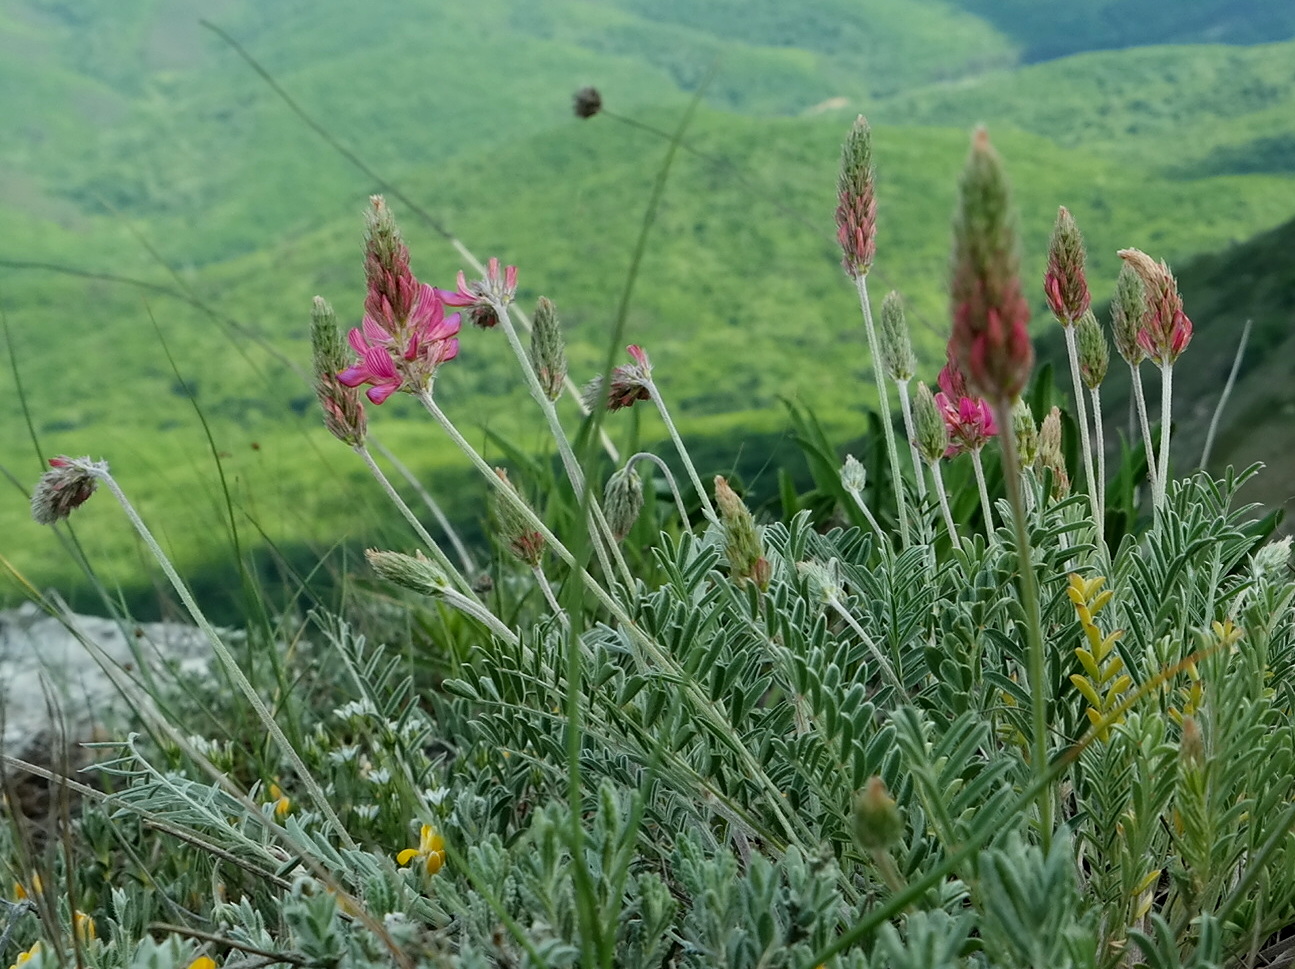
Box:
[895,379,926,499]
[1063,326,1101,542]
[91,469,360,853]
[418,390,807,846]
[532,565,565,621]
[845,488,887,546]
[626,451,690,528]
[370,438,476,575]
[826,597,906,700]
[1129,363,1158,505]
[971,448,995,541]
[644,380,718,525]
[493,301,633,592]
[355,444,478,600]
[928,460,960,547]
[992,399,1053,851]
[855,275,910,547]
[1157,362,1174,514]
[441,587,521,646]
[1089,386,1106,533]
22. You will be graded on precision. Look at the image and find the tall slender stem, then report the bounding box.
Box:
[845,487,887,545]
[93,471,359,853]
[1157,362,1174,512]
[355,444,477,600]
[1129,362,1158,506]
[971,448,995,541]
[645,380,718,524]
[369,438,477,575]
[531,565,564,621]
[992,399,1052,852]
[928,460,960,548]
[854,276,910,547]
[1063,326,1101,534]
[1089,386,1106,536]
[826,597,906,700]
[895,379,926,499]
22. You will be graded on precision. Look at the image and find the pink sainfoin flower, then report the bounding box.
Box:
[936,359,997,456]
[835,116,877,279]
[438,257,518,329]
[337,197,461,403]
[948,128,1034,407]
[1117,248,1192,366]
[1044,206,1091,326]
[31,456,105,525]
[582,345,652,412]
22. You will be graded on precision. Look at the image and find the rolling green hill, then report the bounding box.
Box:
[2,0,1293,603]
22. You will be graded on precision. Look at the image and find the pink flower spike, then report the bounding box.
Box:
[935,391,998,457]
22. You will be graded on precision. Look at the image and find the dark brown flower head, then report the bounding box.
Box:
[573,86,603,119]
[948,127,1034,407]
[31,456,106,525]
[1044,206,1091,326]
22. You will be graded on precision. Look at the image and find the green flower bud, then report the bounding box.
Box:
[878,291,916,382]
[1012,400,1038,468]
[529,296,567,402]
[1111,263,1147,367]
[840,454,866,494]
[604,464,644,542]
[714,475,769,590]
[489,468,546,566]
[365,549,449,596]
[852,777,903,851]
[913,381,949,465]
[1076,310,1109,390]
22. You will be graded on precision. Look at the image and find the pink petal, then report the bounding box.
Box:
[367,382,400,404]
[337,364,368,388]
[361,315,389,345]
[347,327,369,354]
[362,345,398,378]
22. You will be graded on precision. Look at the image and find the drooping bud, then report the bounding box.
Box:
[529,296,568,401]
[1012,400,1039,468]
[913,382,949,465]
[1037,406,1070,499]
[1075,310,1109,390]
[839,454,867,494]
[1044,206,1091,326]
[948,127,1034,407]
[311,296,367,446]
[572,86,602,119]
[31,456,105,525]
[365,549,449,596]
[604,464,644,542]
[1118,248,1193,366]
[489,469,546,567]
[582,345,653,412]
[878,291,916,382]
[835,116,877,279]
[852,777,903,851]
[714,476,769,590]
[1110,263,1148,366]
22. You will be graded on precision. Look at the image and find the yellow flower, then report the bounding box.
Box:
[268,784,291,819]
[397,824,446,876]
[10,941,40,969]
[187,957,217,969]
[13,873,42,900]
[74,911,96,942]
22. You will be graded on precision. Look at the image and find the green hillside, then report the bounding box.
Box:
[2,0,1294,602]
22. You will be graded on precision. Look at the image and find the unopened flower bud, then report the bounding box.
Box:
[604,464,644,542]
[530,296,567,402]
[714,475,768,590]
[1179,715,1205,771]
[1111,263,1147,367]
[1076,311,1109,390]
[365,549,449,596]
[912,382,949,465]
[311,296,367,446]
[1252,536,1292,580]
[1044,206,1091,326]
[840,454,866,494]
[572,86,602,119]
[1012,401,1038,467]
[835,116,877,278]
[797,558,842,603]
[31,456,105,525]
[489,469,546,566]
[878,291,916,382]
[1037,406,1070,499]
[852,777,903,851]
[1118,248,1192,366]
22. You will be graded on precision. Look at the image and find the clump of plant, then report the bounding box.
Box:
[8,105,1294,969]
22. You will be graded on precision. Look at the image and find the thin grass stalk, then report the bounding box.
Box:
[644,379,718,525]
[1063,325,1101,530]
[895,379,926,499]
[626,451,690,528]
[418,390,808,847]
[854,275,910,546]
[1157,362,1174,513]
[1199,318,1251,471]
[1089,385,1106,532]
[971,448,995,541]
[825,598,906,700]
[991,399,1052,851]
[369,438,476,575]
[494,300,634,592]
[354,444,477,600]
[928,460,960,547]
[1129,363,1158,505]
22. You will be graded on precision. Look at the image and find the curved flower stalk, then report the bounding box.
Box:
[837,116,910,547]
